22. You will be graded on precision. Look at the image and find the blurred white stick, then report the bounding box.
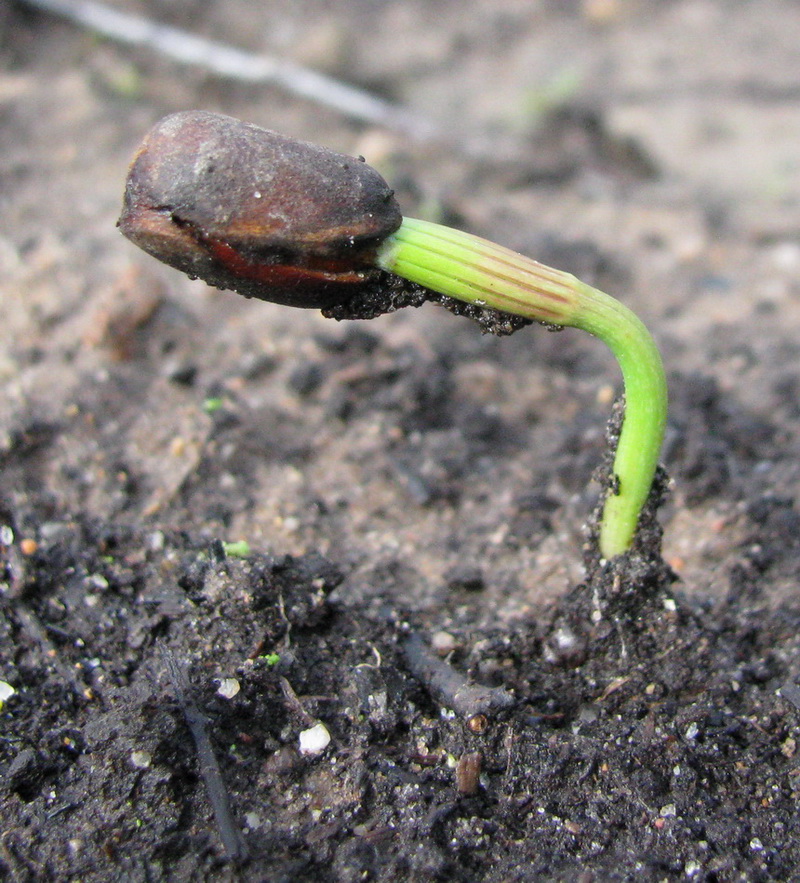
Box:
[18,0,440,141]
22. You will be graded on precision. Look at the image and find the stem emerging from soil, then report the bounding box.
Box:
[376,217,668,558]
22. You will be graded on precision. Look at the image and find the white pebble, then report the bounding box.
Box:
[431,631,457,656]
[216,678,241,699]
[0,681,16,706]
[298,722,331,756]
[130,750,152,769]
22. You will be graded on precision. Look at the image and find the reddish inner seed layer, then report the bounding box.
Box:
[204,237,368,287]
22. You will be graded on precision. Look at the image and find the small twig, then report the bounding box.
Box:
[160,646,247,863]
[16,0,439,142]
[278,676,316,727]
[403,632,515,723]
[16,0,564,164]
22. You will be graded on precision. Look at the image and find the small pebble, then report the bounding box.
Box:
[147,530,165,551]
[431,631,457,656]
[244,812,262,830]
[130,750,152,769]
[217,678,241,699]
[455,751,482,795]
[0,681,16,708]
[467,714,488,734]
[298,722,331,756]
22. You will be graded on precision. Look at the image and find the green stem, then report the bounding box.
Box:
[375,217,667,558]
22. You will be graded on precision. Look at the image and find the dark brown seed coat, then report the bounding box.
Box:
[119,111,402,309]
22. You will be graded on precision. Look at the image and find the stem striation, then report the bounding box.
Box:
[376,217,667,558]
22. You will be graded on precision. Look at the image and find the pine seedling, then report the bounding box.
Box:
[119,111,667,559]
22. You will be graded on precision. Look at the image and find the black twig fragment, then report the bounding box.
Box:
[160,646,247,863]
[403,633,515,722]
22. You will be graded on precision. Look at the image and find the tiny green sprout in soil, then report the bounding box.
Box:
[202,397,225,414]
[118,111,667,559]
[222,540,251,559]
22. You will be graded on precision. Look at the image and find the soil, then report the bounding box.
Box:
[3,1,800,880]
